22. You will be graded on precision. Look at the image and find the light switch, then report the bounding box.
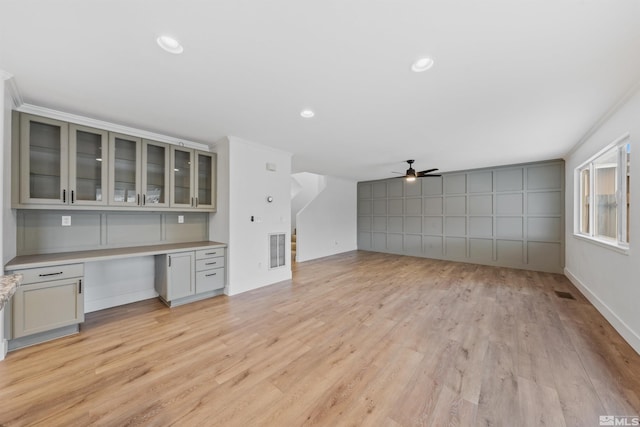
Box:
[62,216,71,226]
[178,215,184,224]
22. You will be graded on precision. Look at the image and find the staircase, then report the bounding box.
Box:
[291,230,297,263]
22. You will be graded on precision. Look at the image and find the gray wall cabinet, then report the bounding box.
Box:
[12,112,216,212]
[357,160,564,273]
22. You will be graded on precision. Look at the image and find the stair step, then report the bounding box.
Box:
[292,242,297,249]
[292,235,297,243]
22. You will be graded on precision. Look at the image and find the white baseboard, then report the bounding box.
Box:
[84,289,159,313]
[564,267,640,355]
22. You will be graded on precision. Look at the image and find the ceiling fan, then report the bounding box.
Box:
[393,159,441,181]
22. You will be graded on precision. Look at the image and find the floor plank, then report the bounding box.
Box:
[1,251,639,426]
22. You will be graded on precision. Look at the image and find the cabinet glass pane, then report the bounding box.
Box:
[146,144,166,204]
[29,121,61,200]
[198,154,212,205]
[113,138,137,203]
[75,130,104,202]
[174,149,191,205]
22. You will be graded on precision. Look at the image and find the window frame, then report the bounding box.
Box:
[574,133,630,252]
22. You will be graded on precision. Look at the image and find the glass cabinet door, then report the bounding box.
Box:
[109,133,141,206]
[69,124,108,205]
[195,151,216,210]
[170,147,194,208]
[19,114,69,204]
[141,140,169,207]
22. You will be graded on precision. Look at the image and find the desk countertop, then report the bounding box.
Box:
[0,274,23,311]
[5,241,227,270]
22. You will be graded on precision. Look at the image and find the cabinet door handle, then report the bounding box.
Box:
[168,256,171,267]
[79,279,82,294]
[205,272,217,277]
[143,194,146,205]
[205,252,217,256]
[71,190,75,203]
[205,262,217,265]
[137,194,140,205]
[62,189,66,203]
[196,197,199,207]
[191,197,194,207]
[39,272,63,277]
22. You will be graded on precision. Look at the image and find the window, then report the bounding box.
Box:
[576,135,630,249]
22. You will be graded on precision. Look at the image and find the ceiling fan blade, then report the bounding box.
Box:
[417,172,442,177]
[391,171,404,175]
[418,168,439,174]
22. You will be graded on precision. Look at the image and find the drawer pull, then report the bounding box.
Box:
[205,262,217,265]
[205,252,218,255]
[205,272,217,277]
[39,272,64,277]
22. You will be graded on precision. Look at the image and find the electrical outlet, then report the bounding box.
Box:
[62,216,71,226]
[178,215,184,224]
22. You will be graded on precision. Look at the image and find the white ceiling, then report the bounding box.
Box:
[2,1,640,181]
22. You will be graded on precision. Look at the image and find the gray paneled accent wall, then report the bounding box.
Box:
[17,210,209,255]
[357,160,564,273]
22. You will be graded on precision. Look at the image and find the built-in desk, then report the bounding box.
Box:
[4,241,227,351]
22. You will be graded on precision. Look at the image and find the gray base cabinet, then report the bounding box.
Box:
[155,248,225,307]
[7,263,84,339]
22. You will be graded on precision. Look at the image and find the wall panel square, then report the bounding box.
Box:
[388,216,403,233]
[446,237,466,258]
[527,164,562,190]
[372,182,387,198]
[527,242,561,269]
[496,193,523,215]
[404,216,422,234]
[424,197,443,215]
[372,233,386,250]
[424,236,443,256]
[445,217,466,236]
[404,179,422,196]
[358,216,371,231]
[496,217,523,239]
[469,238,493,261]
[423,217,443,235]
[423,177,443,195]
[358,183,372,199]
[468,171,493,193]
[405,198,422,215]
[358,232,372,249]
[446,196,466,215]
[495,168,523,192]
[373,199,387,215]
[527,217,561,241]
[359,200,372,215]
[527,191,562,215]
[372,216,387,232]
[497,240,523,265]
[445,174,466,194]
[469,195,492,215]
[469,217,493,237]
[388,180,404,197]
[404,235,422,253]
[388,199,404,215]
[387,234,403,252]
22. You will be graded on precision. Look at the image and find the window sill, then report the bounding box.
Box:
[573,233,630,255]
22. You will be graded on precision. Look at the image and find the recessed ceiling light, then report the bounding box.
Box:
[300,109,315,118]
[411,57,434,72]
[157,36,184,54]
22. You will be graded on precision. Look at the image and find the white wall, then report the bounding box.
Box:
[564,87,640,355]
[296,175,357,262]
[210,137,230,245]
[223,136,292,295]
[1,72,18,360]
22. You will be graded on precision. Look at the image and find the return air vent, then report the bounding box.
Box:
[554,290,576,300]
[269,233,286,269]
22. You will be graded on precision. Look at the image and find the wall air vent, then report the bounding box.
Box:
[269,233,286,269]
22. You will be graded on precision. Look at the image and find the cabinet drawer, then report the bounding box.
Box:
[196,268,225,293]
[195,257,224,272]
[13,263,84,285]
[196,248,225,260]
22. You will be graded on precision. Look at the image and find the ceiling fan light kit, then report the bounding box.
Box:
[393,159,441,181]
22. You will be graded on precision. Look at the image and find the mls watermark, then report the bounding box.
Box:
[600,415,640,426]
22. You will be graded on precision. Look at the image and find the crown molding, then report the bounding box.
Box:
[16,103,211,151]
[565,79,640,159]
[0,70,24,108]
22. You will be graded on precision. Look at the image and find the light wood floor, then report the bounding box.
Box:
[1,251,640,426]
